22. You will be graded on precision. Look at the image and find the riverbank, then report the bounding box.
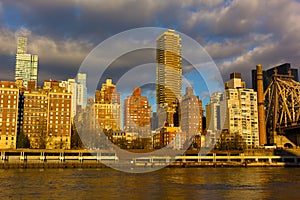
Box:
[1,148,300,169]
[1,160,300,169]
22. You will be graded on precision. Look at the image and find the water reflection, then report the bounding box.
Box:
[0,168,299,199]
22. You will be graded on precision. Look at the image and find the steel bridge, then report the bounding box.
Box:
[265,69,300,148]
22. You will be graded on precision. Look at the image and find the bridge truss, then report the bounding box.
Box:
[264,71,300,146]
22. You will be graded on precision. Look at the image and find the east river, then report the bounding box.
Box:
[0,167,299,199]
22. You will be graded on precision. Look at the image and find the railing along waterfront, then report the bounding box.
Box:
[1,149,300,168]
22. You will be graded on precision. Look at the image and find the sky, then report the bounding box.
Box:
[0,0,300,106]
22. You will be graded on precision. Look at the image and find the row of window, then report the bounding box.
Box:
[0,136,14,140]
[0,118,16,122]
[0,95,17,99]
[0,105,17,109]
[0,90,18,94]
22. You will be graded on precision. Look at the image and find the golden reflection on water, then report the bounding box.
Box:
[0,168,299,199]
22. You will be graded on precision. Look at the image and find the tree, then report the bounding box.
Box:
[16,131,30,148]
[71,123,84,149]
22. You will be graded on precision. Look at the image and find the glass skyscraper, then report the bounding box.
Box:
[76,73,87,109]
[15,37,38,88]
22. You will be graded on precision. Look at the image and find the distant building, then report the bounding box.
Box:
[15,37,38,88]
[94,79,121,131]
[206,92,223,132]
[153,126,186,150]
[124,88,151,136]
[150,112,158,130]
[181,87,203,139]
[76,73,87,109]
[59,79,77,118]
[156,29,182,127]
[252,63,298,91]
[0,81,19,149]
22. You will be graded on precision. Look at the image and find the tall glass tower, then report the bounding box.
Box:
[156,30,182,127]
[15,37,38,88]
[76,73,87,108]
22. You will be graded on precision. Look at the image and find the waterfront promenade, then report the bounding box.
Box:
[1,149,300,169]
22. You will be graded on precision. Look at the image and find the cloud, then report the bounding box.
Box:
[184,0,300,86]
[0,0,299,100]
[0,26,93,82]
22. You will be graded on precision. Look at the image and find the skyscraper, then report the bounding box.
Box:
[156,30,182,127]
[15,37,39,88]
[76,73,87,109]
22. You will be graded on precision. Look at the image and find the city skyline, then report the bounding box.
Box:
[0,2,300,199]
[0,1,299,151]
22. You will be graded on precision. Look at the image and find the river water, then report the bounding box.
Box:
[0,167,299,199]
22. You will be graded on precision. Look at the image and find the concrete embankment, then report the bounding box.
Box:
[1,161,298,169]
[0,149,300,169]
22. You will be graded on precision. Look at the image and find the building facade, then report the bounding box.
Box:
[15,37,38,88]
[22,91,48,148]
[206,92,223,132]
[124,88,151,136]
[59,79,77,118]
[154,126,186,150]
[156,30,182,127]
[181,87,203,140]
[94,79,121,131]
[0,82,19,149]
[76,73,87,109]
[20,81,72,149]
[221,73,259,148]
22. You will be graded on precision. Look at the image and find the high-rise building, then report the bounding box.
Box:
[221,73,259,148]
[47,85,72,149]
[15,37,38,88]
[20,81,72,149]
[59,79,77,118]
[156,30,182,127]
[22,90,48,149]
[124,88,151,136]
[181,87,203,139]
[0,81,19,149]
[76,73,87,109]
[206,92,223,132]
[94,79,121,131]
